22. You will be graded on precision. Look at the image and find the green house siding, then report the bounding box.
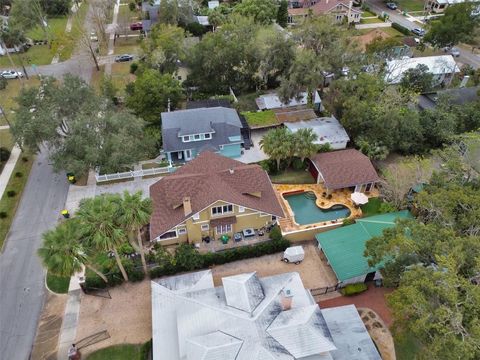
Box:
[316,211,412,282]
[219,143,242,158]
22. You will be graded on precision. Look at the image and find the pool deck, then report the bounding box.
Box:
[274,184,379,235]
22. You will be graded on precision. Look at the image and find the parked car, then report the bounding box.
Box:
[90,32,98,42]
[114,54,134,62]
[386,2,398,10]
[283,246,305,265]
[130,22,143,31]
[412,28,425,36]
[450,47,460,57]
[0,70,23,79]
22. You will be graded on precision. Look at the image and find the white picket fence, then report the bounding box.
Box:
[95,166,175,183]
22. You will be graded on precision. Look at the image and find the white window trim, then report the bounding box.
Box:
[158,229,178,241]
[211,204,233,216]
[238,206,245,213]
[216,224,232,234]
[201,224,209,231]
[177,227,187,235]
[193,212,200,220]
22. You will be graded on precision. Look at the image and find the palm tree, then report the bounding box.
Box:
[260,127,293,171]
[117,191,152,275]
[294,128,318,163]
[38,220,108,283]
[76,194,129,282]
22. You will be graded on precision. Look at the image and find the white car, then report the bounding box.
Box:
[90,32,98,42]
[0,70,23,79]
[450,47,460,57]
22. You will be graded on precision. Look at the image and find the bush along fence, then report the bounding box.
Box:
[392,22,411,36]
[85,227,291,289]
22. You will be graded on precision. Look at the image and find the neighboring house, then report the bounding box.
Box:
[417,86,480,110]
[256,91,322,111]
[308,149,380,193]
[385,55,460,86]
[316,211,413,286]
[151,270,382,360]
[426,0,480,13]
[284,116,350,150]
[288,0,362,25]
[162,107,244,162]
[142,0,160,34]
[149,152,284,244]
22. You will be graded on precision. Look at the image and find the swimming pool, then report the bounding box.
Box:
[283,191,351,225]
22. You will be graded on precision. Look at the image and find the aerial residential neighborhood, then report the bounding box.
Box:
[0,0,479,360]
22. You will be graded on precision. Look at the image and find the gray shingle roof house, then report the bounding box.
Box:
[151,270,382,360]
[161,107,244,163]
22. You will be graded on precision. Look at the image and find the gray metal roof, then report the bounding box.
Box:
[321,305,382,360]
[151,271,380,360]
[161,107,243,153]
[417,86,480,110]
[222,272,265,314]
[284,117,350,147]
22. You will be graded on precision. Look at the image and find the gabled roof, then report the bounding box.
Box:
[316,211,413,281]
[149,152,285,239]
[186,331,243,360]
[161,107,243,152]
[310,149,379,189]
[288,0,362,16]
[417,86,480,110]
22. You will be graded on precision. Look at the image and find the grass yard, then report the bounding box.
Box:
[396,0,425,11]
[0,130,14,152]
[413,46,444,57]
[114,37,141,55]
[360,18,384,24]
[395,333,422,360]
[85,344,144,360]
[0,45,57,67]
[360,197,383,217]
[46,272,70,294]
[111,62,135,94]
[380,27,406,38]
[362,10,377,17]
[270,169,315,184]
[0,153,34,250]
[234,92,260,112]
[242,110,277,128]
[0,77,42,126]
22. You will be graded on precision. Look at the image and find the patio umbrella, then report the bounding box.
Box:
[351,192,368,205]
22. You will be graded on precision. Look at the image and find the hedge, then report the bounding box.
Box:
[340,283,368,296]
[392,22,411,36]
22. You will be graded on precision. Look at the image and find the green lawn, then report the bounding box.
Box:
[0,46,55,67]
[242,110,277,128]
[0,77,42,126]
[380,27,406,38]
[0,153,34,250]
[111,62,135,94]
[85,344,143,360]
[270,169,315,184]
[396,0,425,12]
[362,10,377,17]
[360,197,383,217]
[114,37,141,55]
[0,130,14,152]
[46,272,70,294]
[360,18,384,24]
[395,333,422,360]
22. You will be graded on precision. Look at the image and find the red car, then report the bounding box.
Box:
[130,22,143,31]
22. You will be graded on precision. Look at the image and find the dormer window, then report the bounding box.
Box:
[205,133,211,139]
[194,134,201,140]
[183,135,191,142]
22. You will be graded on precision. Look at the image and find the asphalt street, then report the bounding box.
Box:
[0,148,69,360]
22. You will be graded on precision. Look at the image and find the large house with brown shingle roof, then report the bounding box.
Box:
[149,152,284,245]
[308,149,380,193]
[288,0,362,24]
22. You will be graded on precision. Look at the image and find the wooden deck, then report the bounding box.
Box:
[274,184,379,234]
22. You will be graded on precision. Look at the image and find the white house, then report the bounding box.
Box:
[256,91,322,111]
[385,55,460,86]
[151,270,382,360]
[284,116,350,150]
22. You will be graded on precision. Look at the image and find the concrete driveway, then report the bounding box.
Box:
[238,129,269,164]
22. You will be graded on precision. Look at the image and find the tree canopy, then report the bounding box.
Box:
[233,0,278,25]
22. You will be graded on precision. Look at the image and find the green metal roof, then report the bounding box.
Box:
[316,211,412,282]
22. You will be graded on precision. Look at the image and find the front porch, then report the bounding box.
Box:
[196,231,272,253]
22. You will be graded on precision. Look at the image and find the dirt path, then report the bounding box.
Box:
[31,293,68,360]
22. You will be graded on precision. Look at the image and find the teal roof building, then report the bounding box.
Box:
[316,211,413,284]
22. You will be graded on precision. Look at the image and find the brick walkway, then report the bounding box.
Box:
[319,284,394,327]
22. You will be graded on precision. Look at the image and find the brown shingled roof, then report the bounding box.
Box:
[288,0,362,16]
[149,152,285,239]
[310,149,379,189]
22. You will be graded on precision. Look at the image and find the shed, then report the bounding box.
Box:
[316,211,412,285]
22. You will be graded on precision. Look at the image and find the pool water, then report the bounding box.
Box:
[283,191,351,225]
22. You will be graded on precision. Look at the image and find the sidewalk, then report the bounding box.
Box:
[0,145,21,200]
[105,0,121,76]
[51,2,80,64]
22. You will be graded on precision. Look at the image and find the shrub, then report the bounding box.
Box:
[0,147,10,162]
[141,339,153,359]
[342,218,355,226]
[269,225,282,242]
[340,283,368,296]
[379,202,397,213]
[291,157,306,171]
[0,211,7,219]
[175,244,204,271]
[0,76,7,90]
[21,156,29,162]
[118,242,135,256]
[258,158,277,175]
[130,62,139,74]
[392,22,411,36]
[129,1,136,11]
[127,267,145,282]
[15,172,23,178]
[185,22,207,37]
[6,190,16,197]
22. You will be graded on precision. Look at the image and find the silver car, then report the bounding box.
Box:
[0,70,23,79]
[450,47,460,57]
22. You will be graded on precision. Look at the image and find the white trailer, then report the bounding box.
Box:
[283,246,305,264]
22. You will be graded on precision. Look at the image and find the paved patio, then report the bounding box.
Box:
[237,129,269,164]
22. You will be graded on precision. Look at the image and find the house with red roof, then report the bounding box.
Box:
[308,149,380,194]
[288,0,362,25]
[149,152,284,245]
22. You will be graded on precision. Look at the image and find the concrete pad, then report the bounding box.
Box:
[237,129,269,164]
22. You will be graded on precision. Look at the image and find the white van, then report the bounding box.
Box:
[283,246,305,264]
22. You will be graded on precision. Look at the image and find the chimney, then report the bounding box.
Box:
[280,288,293,311]
[229,168,234,174]
[183,197,192,216]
